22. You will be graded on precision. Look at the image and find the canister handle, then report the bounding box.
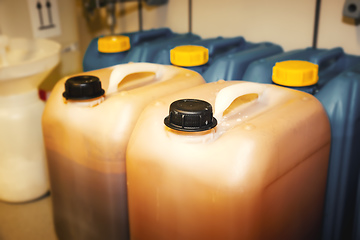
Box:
[310,47,344,67]
[214,82,266,121]
[107,63,165,94]
[131,28,173,45]
[208,37,245,56]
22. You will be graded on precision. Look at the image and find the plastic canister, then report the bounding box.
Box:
[0,90,48,203]
[314,63,360,240]
[42,62,205,240]
[82,28,174,71]
[242,47,360,89]
[202,42,283,83]
[126,81,331,240]
[354,172,360,240]
[243,50,360,240]
[0,37,60,203]
[153,36,249,74]
[122,33,201,63]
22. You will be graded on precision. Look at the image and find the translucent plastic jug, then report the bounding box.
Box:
[83,28,174,71]
[122,33,201,63]
[0,36,60,203]
[315,63,360,240]
[126,81,331,240]
[202,42,283,83]
[153,36,249,74]
[42,62,205,240]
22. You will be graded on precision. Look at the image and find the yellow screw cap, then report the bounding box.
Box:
[98,35,130,53]
[272,60,319,87]
[170,45,209,67]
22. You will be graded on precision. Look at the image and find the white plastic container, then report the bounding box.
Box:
[127,81,331,240]
[0,0,82,97]
[0,37,60,203]
[42,63,205,240]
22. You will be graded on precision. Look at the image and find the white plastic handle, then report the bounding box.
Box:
[107,63,166,94]
[214,82,267,121]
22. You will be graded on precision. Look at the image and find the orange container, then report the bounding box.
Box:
[42,63,205,240]
[127,81,331,240]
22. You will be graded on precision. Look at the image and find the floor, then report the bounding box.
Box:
[0,193,57,240]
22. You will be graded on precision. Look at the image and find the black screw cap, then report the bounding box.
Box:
[63,75,105,100]
[164,99,217,132]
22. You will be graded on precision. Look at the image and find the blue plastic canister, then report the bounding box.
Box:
[242,47,360,92]
[202,42,283,83]
[242,48,360,240]
[83,28,174,72]
[122,33,201,63]
[315,64,360,240]
[354,170,360,240]
[153,37,250,74]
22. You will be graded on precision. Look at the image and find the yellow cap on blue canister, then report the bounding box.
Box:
[272,60,319,87]
[98,35,130,53]
[170,45,209,67]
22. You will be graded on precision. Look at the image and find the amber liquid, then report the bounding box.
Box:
[47,150,129,240]
[128,145,328,240]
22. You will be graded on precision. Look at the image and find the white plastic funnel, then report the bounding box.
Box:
[0,36,60,95]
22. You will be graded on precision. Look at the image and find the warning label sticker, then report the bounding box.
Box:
[27,0,61,38]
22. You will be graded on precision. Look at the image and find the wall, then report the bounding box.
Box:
[0,0,82,90]
[77,0,360,58]
[1,0,358,75]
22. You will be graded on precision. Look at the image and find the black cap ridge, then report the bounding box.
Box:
[164,99,217,132]
[63,75,105,100]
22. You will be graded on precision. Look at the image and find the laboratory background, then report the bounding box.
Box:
[0,0,360,240]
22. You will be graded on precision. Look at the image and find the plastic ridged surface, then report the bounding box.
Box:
[164,99,217,132]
